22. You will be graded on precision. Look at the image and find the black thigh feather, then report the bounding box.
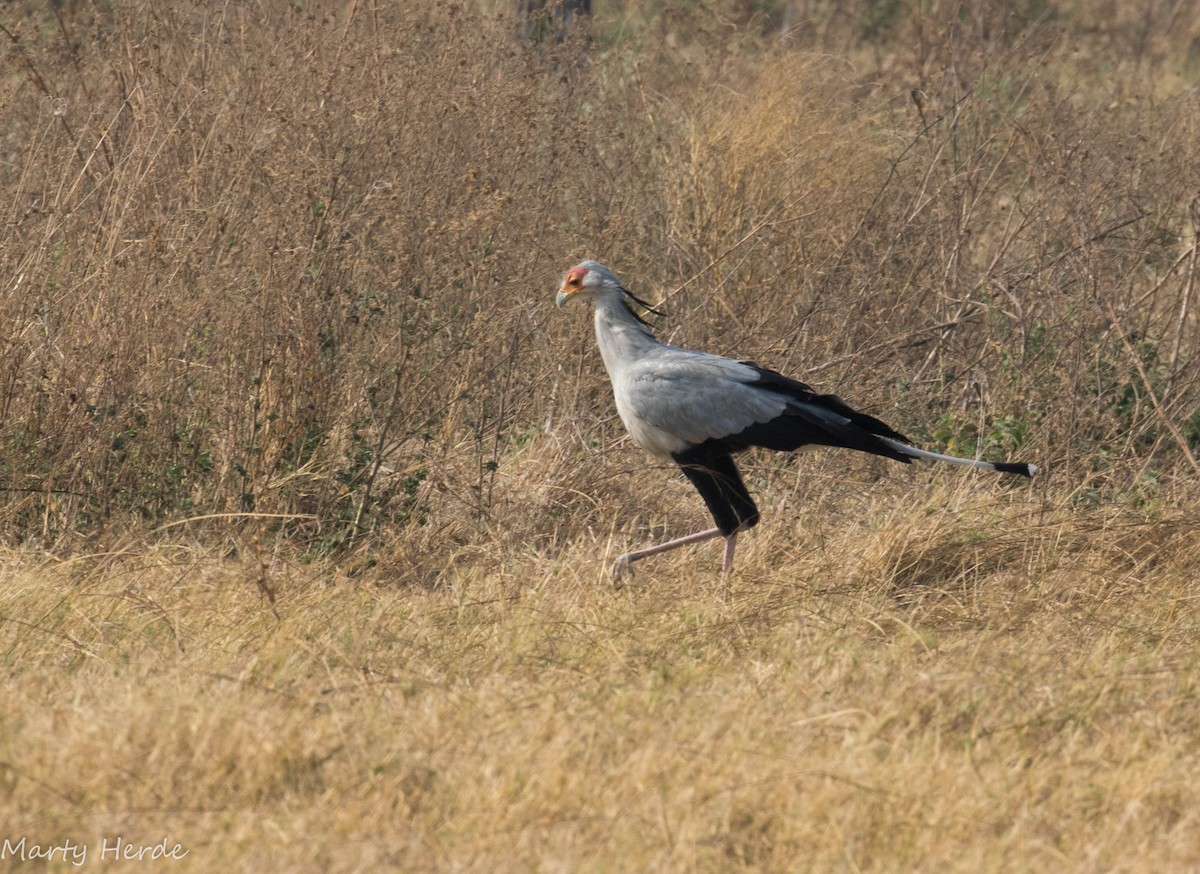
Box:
[671,444,759,537]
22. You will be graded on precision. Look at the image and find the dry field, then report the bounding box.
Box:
[2,0,1199,870]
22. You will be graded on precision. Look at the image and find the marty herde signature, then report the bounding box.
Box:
[2,836,188,866]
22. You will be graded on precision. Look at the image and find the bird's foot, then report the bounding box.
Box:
[611,553,634,582]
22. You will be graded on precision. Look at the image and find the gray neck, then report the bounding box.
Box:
[593,293,660,380]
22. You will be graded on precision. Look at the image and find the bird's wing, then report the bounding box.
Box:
[619,351,789,447]
[748,364,911,444]
[617,348,914,461]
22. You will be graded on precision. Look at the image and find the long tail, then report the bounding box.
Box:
[878,437,1037,477]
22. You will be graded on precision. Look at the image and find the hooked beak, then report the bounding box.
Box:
[555,289,573,309]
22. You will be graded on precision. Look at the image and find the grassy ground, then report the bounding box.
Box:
[2,0,1200,870]
[3,487,1198,870]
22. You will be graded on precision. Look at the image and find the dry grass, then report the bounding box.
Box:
[2,0,1200,869]
[2,489,1197,871]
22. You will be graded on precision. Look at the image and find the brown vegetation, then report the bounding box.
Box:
[1,0,1198,869]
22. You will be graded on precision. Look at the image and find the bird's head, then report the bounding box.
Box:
[556,261,665,325]
[555,260,619,309]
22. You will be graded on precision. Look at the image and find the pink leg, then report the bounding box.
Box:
[722,533,737,573]
[614,528,715,576]
[612,527,723,579]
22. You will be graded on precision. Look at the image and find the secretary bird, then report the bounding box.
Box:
[556,260,1038,577]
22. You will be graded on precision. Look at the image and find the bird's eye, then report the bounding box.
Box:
[568,275,580,286]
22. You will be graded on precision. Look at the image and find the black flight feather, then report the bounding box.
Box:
[719,364,914,462]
